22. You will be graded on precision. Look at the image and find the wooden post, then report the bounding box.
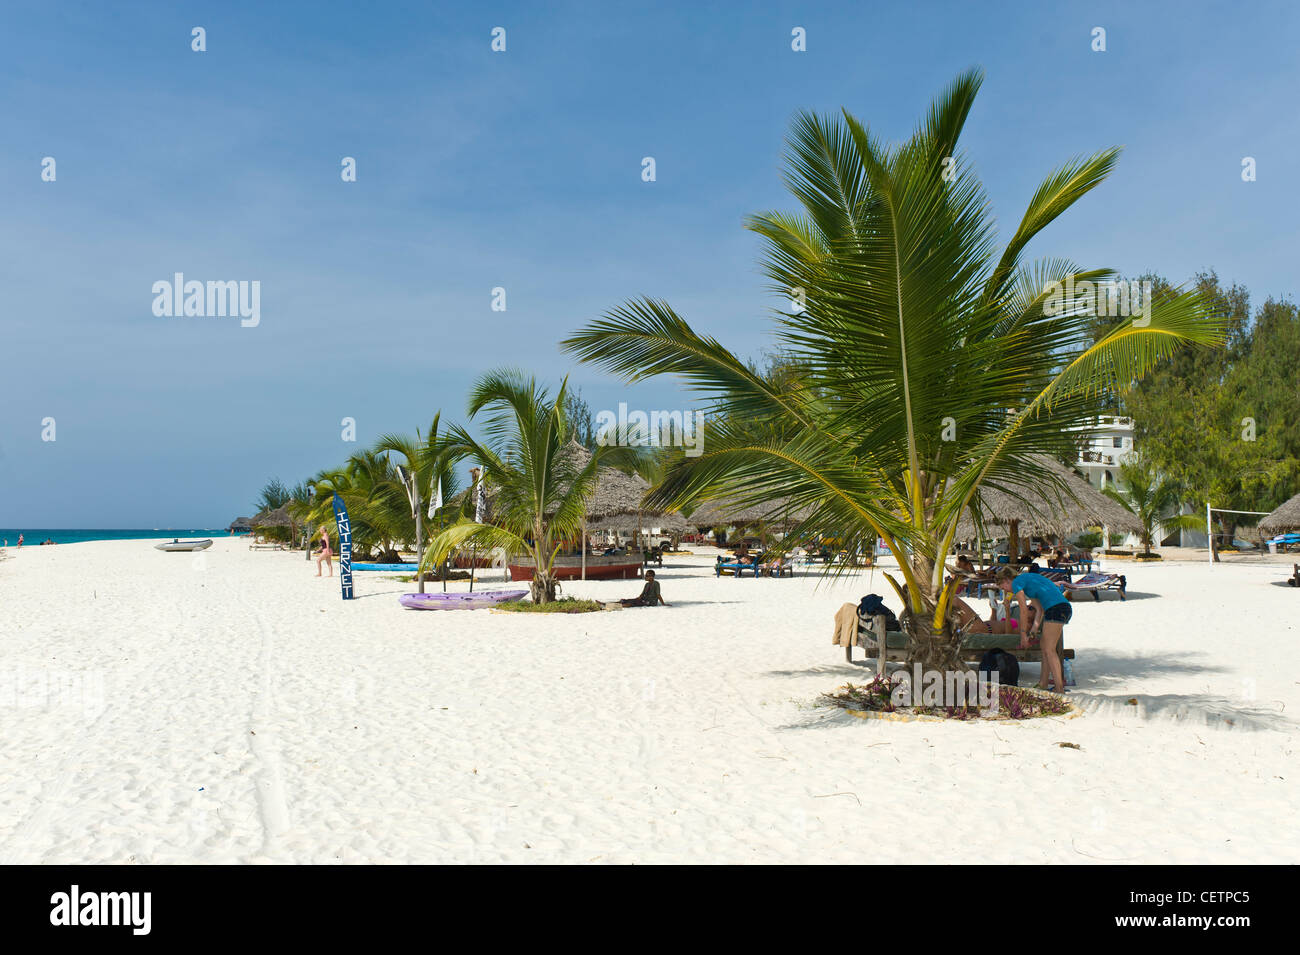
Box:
[581,516,587,581]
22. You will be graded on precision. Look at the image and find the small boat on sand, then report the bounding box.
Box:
[399,589,528,610]
[154,539,213,552]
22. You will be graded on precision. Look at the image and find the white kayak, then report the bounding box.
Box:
[154,539,213,552]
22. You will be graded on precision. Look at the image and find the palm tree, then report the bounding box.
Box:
[301,449,405,558]
[420,370,629,604]
[1103,458,1202,557]
[374,414,463,592]
[564,69,1223,669]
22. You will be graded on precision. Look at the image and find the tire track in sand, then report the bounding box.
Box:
[239,589,291,858]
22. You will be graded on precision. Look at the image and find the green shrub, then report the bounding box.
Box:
[495,598,605,614]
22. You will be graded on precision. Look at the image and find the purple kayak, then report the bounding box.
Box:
[399,590,528,611]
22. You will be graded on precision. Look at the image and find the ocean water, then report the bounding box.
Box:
[0,529,229,546]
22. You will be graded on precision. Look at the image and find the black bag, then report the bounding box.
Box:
[978,648,1020,688]
[858,594,900,631]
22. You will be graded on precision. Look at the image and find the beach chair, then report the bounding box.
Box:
[852,614,1074,677]
[716,558,762,578]
[1288,564,1299,587]
[760,557,795,577]
[1057,572,1126,601]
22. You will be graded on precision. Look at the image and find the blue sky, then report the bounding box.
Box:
[2,0,1297,526]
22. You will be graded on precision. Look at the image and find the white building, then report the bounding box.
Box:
[1073,415,1136,492]
[1071,415,1205,548]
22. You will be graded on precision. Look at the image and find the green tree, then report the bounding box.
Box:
[420,370,635,603]
[565,70,1222,669]
[1102,457,1203,556]
[256,478,291,513]
[1124,275,1299,551]
[374,414,463,592]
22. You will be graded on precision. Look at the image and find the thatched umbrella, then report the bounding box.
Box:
[1259,491,1300,536]
[227,516,254,533]
[955,456,1141,558]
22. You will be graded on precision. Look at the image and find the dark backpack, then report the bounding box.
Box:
[858,594,900,631]
[978,648,1020,688]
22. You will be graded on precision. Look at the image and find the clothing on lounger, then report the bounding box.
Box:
[1011,572,1069,611]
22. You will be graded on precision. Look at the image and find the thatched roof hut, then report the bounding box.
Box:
[454,442,673,523]
[1259,491,1300,535]
[955,456,1141,540]
[686,494,814,529]
[227,516,255,532]
[589,510,688,535]
[251,505,293,528]
[566,443,655,521]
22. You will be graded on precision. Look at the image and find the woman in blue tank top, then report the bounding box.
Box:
[996,566,1072,692]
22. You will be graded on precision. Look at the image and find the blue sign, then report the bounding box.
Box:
[332,493,354,600]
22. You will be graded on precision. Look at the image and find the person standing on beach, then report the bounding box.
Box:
[17,534,23,547]
[995,566,1070,692]
[315,527,333,577]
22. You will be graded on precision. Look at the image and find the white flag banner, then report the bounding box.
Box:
[428,477,442,519]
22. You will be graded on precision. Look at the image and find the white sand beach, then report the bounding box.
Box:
[1,538,1297,865]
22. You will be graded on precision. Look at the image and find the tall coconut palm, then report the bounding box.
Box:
[420,370,630,603]
[1103,457,1203,557]
[374,414,463,593]
[564,69,1224,669]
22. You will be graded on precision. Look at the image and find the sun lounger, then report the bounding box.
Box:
[1037,568,1071,582]
[1057,572,1126,601]
[760,560,795,577]
[716,560,762,578]
[851,614,1073,675]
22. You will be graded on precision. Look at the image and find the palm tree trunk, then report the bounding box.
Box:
[900,602,964,672]
[415,507,425,594]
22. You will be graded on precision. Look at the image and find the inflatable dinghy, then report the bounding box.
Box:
[154,539,213,552]
[399,589,527,610]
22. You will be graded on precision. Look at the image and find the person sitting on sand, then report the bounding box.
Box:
[621,569,669,607]
[315,527,333,577]
[996,566,1070,692]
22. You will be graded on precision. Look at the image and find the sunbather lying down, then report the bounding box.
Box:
[621,570,670,607]
[950,595,1031,635]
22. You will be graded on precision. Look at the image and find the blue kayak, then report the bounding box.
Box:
[352,562,419,571]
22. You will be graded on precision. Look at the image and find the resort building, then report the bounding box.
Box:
[1074,415,1136,492]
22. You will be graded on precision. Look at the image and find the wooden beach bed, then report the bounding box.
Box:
[849,614,1073,677]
